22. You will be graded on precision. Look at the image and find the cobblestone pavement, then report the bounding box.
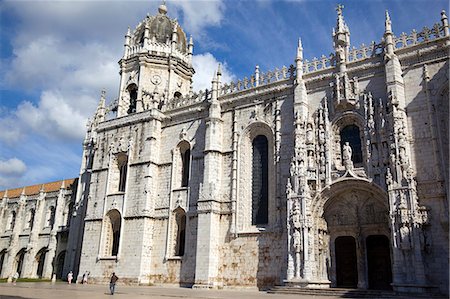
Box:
[0,282,337,299]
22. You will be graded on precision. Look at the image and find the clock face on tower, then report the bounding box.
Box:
[151,74,162,85]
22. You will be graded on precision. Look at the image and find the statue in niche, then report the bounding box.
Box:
[286,180,293,198]
[306,123,314,144]
[307,151,315,170]
[318,124,325,145]
[320,152,326,175]
[293,228,302,278]
[378,98,385,130]
[290,160,296,178]
[291,200,302,229]
[342,142,354,170]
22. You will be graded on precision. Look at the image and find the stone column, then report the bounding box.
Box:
[193,69,223,288]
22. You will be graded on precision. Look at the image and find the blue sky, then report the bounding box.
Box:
[0,0,447,189]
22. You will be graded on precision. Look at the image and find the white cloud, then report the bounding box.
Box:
[0,0,228,188]
[172,0,225,37]
[192,52,235,91]
[0,158,27,177]
[15,90,92,141]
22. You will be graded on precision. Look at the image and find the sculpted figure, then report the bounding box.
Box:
[342,142,353,170]
[306,123,314,144]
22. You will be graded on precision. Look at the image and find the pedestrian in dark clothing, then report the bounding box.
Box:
[110,272,118,295]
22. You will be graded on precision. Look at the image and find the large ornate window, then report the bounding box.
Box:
[252,135,269,225]
[102,209,121,257]
[238,122,275,232]
[340,125,362,164]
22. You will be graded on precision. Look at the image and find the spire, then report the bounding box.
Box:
[335,4,346,34]
[333,4,350,72]
[60,179,66,190]
[442,10,449,37]
[296,38,303,61]
[384,10,395,58]
[385,10,392,33]
[296,37,304,81]
[217,63,222,83]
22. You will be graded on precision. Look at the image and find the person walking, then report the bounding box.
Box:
[109,272,118,295]
[12,272,19,285]
[82,271,89,284]
[67,271,73,284]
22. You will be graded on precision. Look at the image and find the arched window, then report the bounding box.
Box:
[27,209,35,230]
[118,154,128,192]
[174,91,182,100]
[181,148,190,187]
[15,248,26,276]
[340,125,362,164]
[0,249,6,277]
[36,247,47,278]
[46,206,56,229]
[252,135,269,225]
[127,84,138,114]
[7,211,16,231]
[103,210,121,257]
[174,209,186,256]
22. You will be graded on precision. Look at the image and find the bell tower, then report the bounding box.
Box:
[117,2,194,117]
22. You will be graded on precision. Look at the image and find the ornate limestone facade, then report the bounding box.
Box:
[0,179,79,281]
[1,3,448,296]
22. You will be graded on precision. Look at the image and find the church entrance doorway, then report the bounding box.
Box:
[366,235,392,290]
[335,236,358,288]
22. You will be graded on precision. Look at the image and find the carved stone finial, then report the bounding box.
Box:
[158,0,168,15]
[336,4,344,16]
[385,10,392,33]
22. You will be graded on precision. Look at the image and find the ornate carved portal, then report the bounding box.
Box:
[322,187,392,290]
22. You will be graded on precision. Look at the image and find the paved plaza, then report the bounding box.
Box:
[0,282,335,299]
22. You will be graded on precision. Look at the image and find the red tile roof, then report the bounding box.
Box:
[0,178,77,199]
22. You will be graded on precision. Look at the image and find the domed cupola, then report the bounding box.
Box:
[117,1,195,117]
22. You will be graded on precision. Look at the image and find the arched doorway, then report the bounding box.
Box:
[335,236,358,288]
[36,248,47,278]
[0,249,6,277]
[56,251,66,279]
[15,248,26,276]
[319,180,391,289]
[367,235,392,290]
